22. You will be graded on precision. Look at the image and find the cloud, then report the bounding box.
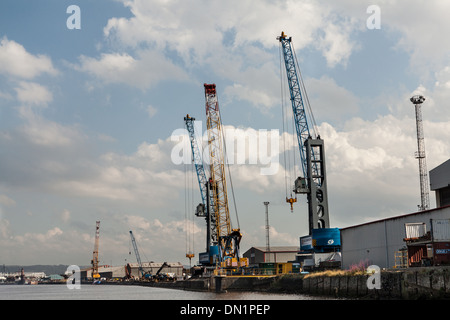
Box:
[0,37,58,79]
[305,76,359,125]
[18,107,85,147]
[75,50,190,89]
[14,81,53,106]
[99,0,360,111]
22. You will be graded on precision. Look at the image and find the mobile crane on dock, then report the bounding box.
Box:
[129,230,146,279]
[277,32,341,269]
[184,84,247,271]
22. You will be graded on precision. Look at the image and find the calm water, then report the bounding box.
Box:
[0,284,335,300]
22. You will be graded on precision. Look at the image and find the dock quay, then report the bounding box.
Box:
[120,266,450,300]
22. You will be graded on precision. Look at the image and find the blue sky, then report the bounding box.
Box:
[1,0,450,267]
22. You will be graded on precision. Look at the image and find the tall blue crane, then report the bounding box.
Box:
[277,31,330,235]
[184,114,218,265]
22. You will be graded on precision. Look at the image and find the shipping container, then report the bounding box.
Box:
[405,222,427,239]
[431,219,450,241]
[433,242,450,265]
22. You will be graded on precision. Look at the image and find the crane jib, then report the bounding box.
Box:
[279,35,310,180]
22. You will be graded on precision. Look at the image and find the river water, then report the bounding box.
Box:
[0,283,335,300]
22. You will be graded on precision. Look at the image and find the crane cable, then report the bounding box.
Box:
[218,111,240,231]
[184,130,195,257]
[291,41,319,139]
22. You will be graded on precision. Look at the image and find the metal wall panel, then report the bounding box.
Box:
[341,206,450,269]
[432,219,450,241]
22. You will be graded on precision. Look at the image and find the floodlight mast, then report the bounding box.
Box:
[410,95,430,211]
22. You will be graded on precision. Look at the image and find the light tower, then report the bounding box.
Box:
[410,95,430,211]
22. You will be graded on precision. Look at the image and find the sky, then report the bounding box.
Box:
[1,0,450,267]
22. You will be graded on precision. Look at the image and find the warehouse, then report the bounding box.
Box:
[430,159,450,207]
[340,206,450,269]
[243,246,299,266]
[340,159,450,269]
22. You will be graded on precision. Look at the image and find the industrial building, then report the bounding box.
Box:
[430,159,450,207]
[340,159,450,269]
[243,246,299,266]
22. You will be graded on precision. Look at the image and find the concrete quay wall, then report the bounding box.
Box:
[146,266,450,299]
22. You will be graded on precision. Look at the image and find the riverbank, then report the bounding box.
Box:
[134,266,450,300]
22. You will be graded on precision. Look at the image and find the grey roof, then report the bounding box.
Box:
[430,159,450,190]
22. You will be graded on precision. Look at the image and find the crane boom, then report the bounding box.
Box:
[278,32,330,234]
[184,115,208,209]
[129,231,144,278]
[205,84,232,240]
[91,221,100,279]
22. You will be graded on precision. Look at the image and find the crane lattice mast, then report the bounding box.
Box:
[204,83,241,262]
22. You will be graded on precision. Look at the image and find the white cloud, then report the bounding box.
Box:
[0,37,58,79]
[18,107,84,147]
[14,81,53,106]
[100,0,360,111]
[75,50,190,89]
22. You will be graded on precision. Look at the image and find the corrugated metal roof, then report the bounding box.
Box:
[340,204,450,231]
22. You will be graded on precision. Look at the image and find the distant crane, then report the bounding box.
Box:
[129,230,145,279]
[91,221,100,279]
[410,95,430,211]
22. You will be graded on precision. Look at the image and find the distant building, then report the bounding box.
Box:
[243,246,299,266]
[430,159,450,207]
[81,262,184,280]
